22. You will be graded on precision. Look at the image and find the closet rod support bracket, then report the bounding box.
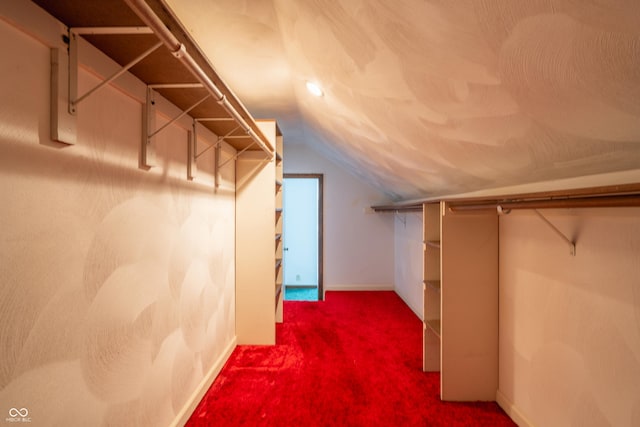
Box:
[194,125,239,159]
[68,28,162,113]
[532,209,576,256]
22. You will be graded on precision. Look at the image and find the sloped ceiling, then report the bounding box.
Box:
[165,0,640,201]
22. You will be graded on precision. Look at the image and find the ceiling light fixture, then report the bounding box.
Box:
[306,81,324,97]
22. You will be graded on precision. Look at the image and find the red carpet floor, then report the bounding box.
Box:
[186,291,516,427]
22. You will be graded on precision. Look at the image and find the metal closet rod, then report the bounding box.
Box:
[448,193,640,212]
[372,205,422,212]
[123,0,274,159]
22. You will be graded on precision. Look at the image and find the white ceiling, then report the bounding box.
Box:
[166,0,640,201]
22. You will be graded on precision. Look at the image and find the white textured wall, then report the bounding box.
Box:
[0,13,236,426]
[393,211,423,319]
[499,208,640,427]
[283,142,394,291]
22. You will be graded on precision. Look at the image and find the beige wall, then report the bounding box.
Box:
[392,203,640,426]
[0,9,236,426]
[393,211,423,318]
[499,208,640,427]
[284,142,394,292]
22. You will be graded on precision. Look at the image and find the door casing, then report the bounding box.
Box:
[283,173,324,300]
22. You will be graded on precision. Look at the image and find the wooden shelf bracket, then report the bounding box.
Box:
[50,48,76,145]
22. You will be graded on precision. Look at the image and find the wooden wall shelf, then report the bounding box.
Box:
[33,0,274,155]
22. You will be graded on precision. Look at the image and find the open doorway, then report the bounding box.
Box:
[283,174,323,301]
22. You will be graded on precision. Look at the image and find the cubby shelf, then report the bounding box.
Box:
[424,280,441,291]
[425,319,441,338]
[425,240,441,249]
[275,283,283,305]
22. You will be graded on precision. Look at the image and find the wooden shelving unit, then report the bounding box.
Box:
[236,120,283,345]
[31,0,275,158]
[422,201,499,401]
[422,203,441,372]
[274,127,284,323]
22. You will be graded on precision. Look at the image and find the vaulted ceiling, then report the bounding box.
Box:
[158,1,640,200]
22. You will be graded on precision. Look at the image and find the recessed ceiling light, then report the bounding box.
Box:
[306,81,324,97]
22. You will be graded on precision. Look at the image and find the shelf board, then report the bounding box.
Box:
[423,280,441,291]
[275,233,282,241]
[275,258,282,270]
[425,319,441,338]
[425,240,441,249]
[275,179,283,187]
[275,283,283,306]
[275,207,283,213]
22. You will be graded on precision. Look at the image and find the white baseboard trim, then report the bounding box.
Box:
[171,336,237,427]
[323,284,394,299]
[496,389,535,427]
[324,284,394,292]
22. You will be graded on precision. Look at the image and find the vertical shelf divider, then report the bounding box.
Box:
[440,201,498,401]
